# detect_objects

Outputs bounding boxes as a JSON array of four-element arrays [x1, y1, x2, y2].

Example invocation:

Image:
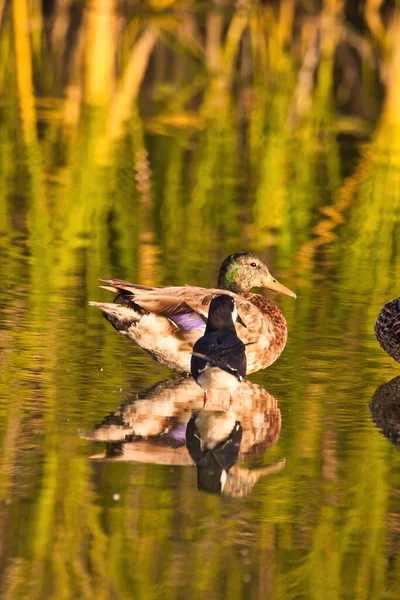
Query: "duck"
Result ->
[[89, 252, 296, 374], [191, 294, 246, 407], [374, 297, 400, 361]]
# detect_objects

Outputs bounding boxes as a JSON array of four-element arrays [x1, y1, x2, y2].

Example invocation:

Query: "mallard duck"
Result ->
[[374, 297, 400, 361], [191, 295, 246, 406], [89, 252, 296, 374]]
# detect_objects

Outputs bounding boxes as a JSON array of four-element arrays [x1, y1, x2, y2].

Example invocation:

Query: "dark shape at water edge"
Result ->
[[370, 376, 400, 448], [374, 297, 400, 362]]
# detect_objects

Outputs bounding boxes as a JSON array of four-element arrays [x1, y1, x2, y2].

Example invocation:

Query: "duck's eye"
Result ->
[[250, 262, 257, 268]]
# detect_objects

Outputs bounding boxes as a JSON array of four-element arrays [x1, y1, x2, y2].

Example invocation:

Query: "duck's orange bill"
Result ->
[[263, 273, 297, 298]]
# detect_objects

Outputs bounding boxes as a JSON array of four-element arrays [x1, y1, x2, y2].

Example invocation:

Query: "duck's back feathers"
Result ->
[[99, 279, 154, 292], [375, 297, 400, 362], [100, 279, 214, 322]]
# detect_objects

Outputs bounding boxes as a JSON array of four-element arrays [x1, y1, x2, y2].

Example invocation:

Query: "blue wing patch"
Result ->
[[167, 312, 206, 330]]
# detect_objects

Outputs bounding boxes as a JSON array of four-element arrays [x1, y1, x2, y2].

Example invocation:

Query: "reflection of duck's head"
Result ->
[[186, 410, 242, 495], [374, 298, 400, 362], [223, 459, 286, 498], [370, 376, 400, 448]]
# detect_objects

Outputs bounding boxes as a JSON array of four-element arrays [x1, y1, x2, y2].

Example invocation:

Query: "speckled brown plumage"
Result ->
[[240, 291, 288, 371], [374, 297, 400, 362]]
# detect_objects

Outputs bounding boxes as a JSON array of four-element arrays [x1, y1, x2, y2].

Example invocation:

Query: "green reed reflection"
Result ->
[[1, 1, 400, 599]]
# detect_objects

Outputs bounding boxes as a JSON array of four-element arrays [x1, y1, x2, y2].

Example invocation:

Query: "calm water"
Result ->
[[2, 2, 400, 599]]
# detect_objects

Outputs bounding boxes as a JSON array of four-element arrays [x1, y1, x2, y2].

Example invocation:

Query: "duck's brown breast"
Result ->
[[239, 293, 288, 373]]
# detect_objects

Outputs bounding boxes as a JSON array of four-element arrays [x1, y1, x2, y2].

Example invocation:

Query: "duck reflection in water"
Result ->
[[370, 376, 400, 447], [81, 376, 285, 497]]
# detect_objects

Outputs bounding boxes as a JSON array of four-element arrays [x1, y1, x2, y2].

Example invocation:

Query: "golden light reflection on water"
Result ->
[[1, 1, 400, 599]]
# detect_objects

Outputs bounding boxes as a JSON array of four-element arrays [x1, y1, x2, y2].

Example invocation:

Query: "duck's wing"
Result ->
[[96, 281, 274, 349], [97, 280, 261, 323], [99, 279, 155, 292], [98, 280, 236, 330]]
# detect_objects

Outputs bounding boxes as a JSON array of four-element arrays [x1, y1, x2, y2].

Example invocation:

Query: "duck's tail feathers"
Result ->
[[89, 301, 141, 333], [98, 278, 153, 294]]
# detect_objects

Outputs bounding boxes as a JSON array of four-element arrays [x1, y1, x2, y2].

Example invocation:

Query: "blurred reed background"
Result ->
[[2, 0, 400, 287], [2, 0, 400, 598]]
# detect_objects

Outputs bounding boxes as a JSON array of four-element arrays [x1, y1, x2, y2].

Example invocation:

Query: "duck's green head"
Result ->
[[217, 252, 296, 297]]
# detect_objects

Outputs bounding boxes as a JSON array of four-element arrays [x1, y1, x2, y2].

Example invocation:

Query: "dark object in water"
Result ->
[[370, 376, 400, 448]]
